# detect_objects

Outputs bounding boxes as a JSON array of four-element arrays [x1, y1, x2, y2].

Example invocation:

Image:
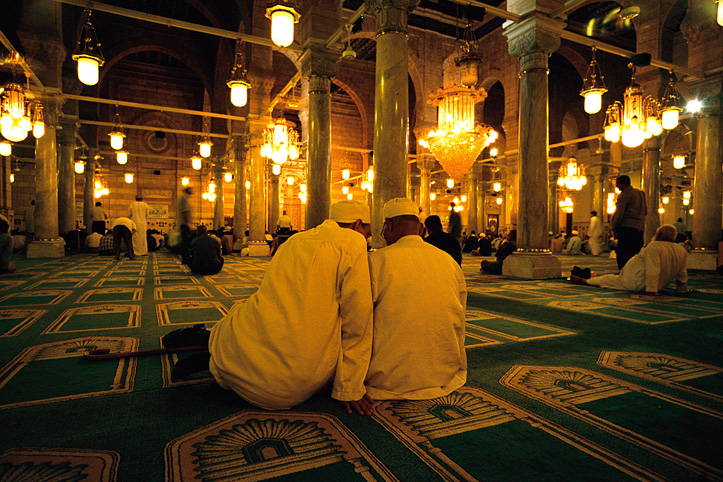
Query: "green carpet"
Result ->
[[0, 250, 722, 481]]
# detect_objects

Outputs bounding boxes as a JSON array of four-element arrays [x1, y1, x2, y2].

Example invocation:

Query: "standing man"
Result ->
[[366, 198, 467, 400], [176, 187, 194, 264], [447, 202, 463, 246], [111, 216, 136, 260], [128, 194, 149, 256], [588, 211, 603, 256], [277, 210, 292, 233], [673, 218, 687, 236], [91, 201, 108, 234], [611, 175, 647, 270]]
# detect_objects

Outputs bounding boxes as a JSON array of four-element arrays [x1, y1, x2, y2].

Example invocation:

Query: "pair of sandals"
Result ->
[[163, 324, 211, 381], [571, 266, 592, 279]]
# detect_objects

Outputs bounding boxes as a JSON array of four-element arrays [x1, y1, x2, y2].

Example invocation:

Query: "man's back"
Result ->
[[612, 186, 646, 231], [425, 230, 462, 265], [367, 235, 467, 399], [644, 240, 688, 292], [208, 219, 373, 409], [190, 234, 221, 265]]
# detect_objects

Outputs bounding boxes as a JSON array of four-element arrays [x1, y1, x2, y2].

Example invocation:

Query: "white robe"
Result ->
[[589, 216, 603, 256], [128, 201, 149, 256], [366, 235, 467, 400], [209, 220, 373, 409], [587, 240, 688, 292]]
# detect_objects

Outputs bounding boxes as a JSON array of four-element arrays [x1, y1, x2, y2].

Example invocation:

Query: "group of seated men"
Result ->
[[165, 198, 467, 414]]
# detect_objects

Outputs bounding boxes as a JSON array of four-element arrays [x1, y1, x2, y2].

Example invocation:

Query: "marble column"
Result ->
[[465, 170, 478, 234], [692, 111, 722, 250], [502, 17, 563, 278], [367, 0, 419, 248], [213, 162, 224, 230], [83, 156, 95, 234], [548, 164, 559, 234], [300, 47, 338, 229], [268, 170, 280, 232], [28, 96, 64, 257], [641, 137, 661, 243], [57, 118, 78, 235], [416, 154, 434, 218], [248, 121, 269, 256], [233, 135, 248, 239]]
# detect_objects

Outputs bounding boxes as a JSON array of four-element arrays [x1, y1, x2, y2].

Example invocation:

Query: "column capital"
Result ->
[[680, 12, 719, 48], [17, 32, 66, 89], [57, 117, 79, 146], [684, 75, 723, 113], [503, 16, 564, 59], [365, 0, 419, 35], [300, 45, 339, 82], [416, 153, 436, 171]]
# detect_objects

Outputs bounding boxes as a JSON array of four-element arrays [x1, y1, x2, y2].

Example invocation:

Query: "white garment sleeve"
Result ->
[[675, 250, 689, 293], [644, 245, 661, 293], [332, 246, 373, 402]]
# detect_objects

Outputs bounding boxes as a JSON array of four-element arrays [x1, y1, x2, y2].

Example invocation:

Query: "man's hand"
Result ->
[[339, 394, 375, 416]]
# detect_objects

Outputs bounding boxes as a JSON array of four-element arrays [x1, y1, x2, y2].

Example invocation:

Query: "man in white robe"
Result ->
[[128, 194, 149, 256], [207, 200, 374, 414], [588, 211, 603, 256], [571, 224, 690, 295], [366, 198, 467, 400]]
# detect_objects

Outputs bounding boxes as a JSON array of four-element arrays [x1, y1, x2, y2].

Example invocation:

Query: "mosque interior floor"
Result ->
[[1, 250, 722, 481]]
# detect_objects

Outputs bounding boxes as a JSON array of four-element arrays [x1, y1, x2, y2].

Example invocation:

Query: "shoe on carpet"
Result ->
[[163, 324, 211, 349], [571, 266, 592, 279], [172, 353, 210, 381]]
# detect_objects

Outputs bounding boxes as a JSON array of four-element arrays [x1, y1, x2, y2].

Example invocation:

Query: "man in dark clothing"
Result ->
[[480, 230, 516, 275], [447, 202, 463, 246], [462, 230, 479, 253], [189, 225, 224, 275], [424, 215, 462, 265], [611, 175, 647, 270]]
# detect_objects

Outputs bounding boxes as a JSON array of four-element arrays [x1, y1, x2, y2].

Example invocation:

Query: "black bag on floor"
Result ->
[[162, 324, 210, 349]]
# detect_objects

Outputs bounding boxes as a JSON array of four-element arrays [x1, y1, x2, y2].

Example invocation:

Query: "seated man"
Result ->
[[423, 215, 462, 265], [0, 218, 16, 274], [172, 200, 375, 415], [462, 230, 479, 253], [366, 198, 467, 400], [471, 232, 492, 256], [481, 230, 516, 275], [85, 231, 102, 252], [571, 224, 691, 295], [565, 230, 582, 255], [111, 217, 137, 260], [98, 229, 114, 256], [189, 225, 224, 275]]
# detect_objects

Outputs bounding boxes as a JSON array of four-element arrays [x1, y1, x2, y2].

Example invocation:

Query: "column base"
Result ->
[[27, 239, 65, 259], [247, 241, 269, 257], [687, 250, 718, 271], [502, 252, 561, 279]]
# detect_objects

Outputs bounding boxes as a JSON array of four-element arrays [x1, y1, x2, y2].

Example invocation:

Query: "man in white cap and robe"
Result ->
[[366, 197, 467, 400], [565, 230, 582, 255], [128, 194, 149, 256], [205, 200, 375, 414]]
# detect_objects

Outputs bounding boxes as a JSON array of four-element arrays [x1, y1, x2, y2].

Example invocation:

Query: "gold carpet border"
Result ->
[[0, 290, 72, 306], [93, 277, 145, 287], [164, 410, 399, 482], [0, 309, 46, 337], [25, 278, 89, 290], [154, 286, 213, 301], [373, 387, 668, 482], [501, 365, 723, 481], [465, 309, 576, 343], [0, 336, 138, 410], [155, 301, 229, 326], [74, 288, 144, 304], [598, 351, 723, 403], [0, 448, 119, 482], [42, 305, 141, 334]]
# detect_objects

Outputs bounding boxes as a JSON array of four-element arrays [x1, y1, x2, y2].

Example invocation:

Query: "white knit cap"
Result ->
[[383, 197, 419, 219], [572, 230, 579, 235], [330, 200, 371, 223]]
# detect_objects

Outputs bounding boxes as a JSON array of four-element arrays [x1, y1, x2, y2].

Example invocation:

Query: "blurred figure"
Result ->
[[588, 211, 603, 256], [128, 194, 149, 256]]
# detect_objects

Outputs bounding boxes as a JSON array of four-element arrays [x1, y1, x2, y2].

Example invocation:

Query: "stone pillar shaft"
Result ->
[[34, 123, 59, 240], [306, 75, 332, 229], [83, 159, 95, 234], [213, 164, 224, 230], [466, 173, 478, 234], [233, 141, 248, 239], [692, 112, 723, 249], [248, 136, 267, 250], [268, 173, 280, 231], [57, 119, 77, 234], [641, 142, 661, 243], [417, 155, 434, 218]]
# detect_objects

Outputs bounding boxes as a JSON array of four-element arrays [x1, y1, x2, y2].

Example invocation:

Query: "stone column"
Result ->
[[83, 155, 95, 235], [641, 137, 661, 243], [213, 162, 225, 230], [548, 163, 559, 234], [57, 117, 78, 235], [502, 16, 564, 278], [416, 154, 435, 218], [465, 170, 478, 234], [268, 168, 280, 232], [28, 95, 64, 258], [233, 135, 249, 239], [367, 0, 419, 248], [248, 121, 269, 256], [300, 47, 338, 229]]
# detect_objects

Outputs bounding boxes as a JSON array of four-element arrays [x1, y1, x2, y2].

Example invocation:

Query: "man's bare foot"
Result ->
[[570, 274, 588, 285]]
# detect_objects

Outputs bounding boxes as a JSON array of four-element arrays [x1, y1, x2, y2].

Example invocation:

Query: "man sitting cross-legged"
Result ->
[[169, 200, 375, 415], [570, 224, 693, 296], [366, 197, 467, 400]]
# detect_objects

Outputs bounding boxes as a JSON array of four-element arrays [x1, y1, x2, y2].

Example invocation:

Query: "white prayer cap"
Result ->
[[383, 197, 419, 219], [330, 200, 371, 224], [572, 230, 579, 235]]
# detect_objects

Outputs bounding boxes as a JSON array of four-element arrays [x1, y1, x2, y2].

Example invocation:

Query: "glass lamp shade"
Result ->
[[269, 9, 295, 47], [271, 163, 281, 175], [621, 121, 644, 148], [300, 184, 306, 193], [342, 186, 349, 194], [199, 140, 212, 158], [124, 173, 133, 184], [658, 207, 665, 214], [181, 177, 189, 186], [661, 108, 680, 130], [689, 209, 694, 215], [9, 173, 14, 183], [490, 147, 498, 157], [718, 0, 723, 27], [683, 191, 691, 199], [224, 172, 233, 182], [342, 169, 350, 180], [673, 155, 685, 169], [496, 197, 503, 205], [19, 116, 31, 132], [430, 193, 436, 201], [367, 168, 374, 182], [682, 198, 690, 206], [347, 193, 353, 200], [32, 121, 45, 139], [109, 131, 124, 150], [95, 181, 102, 189], [229, 82, 249, 107], [461, 195, 467, 202], [0, 140, 11, 156], [286, 176, 294, 185], [647, 116, 663, 137], [289, 145, 299, 160], [493, 182, 502, 192], [116, 151, 128, 165], [582, 89, 603, 114], [245, 181, 251, 189], [458, 61, 479, 87], [662, 196, 670, 204], [446, 179, 454, 188], [1, 120, 28, 143], [604, 123, 620, 143], [192, 156, 202, 170], [76, 56, 100, 86]]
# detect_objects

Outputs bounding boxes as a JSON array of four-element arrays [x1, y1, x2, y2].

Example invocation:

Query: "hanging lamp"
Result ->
[[660, 70, 682, 130], [72, 10, 105, 86], [108, 106, 125, 150], [198, 118, 213, 158], [580, 47, 607, 114], [227, 41, 251, 107], [454, 23, 483, 87], [265, 0, 300, 48]]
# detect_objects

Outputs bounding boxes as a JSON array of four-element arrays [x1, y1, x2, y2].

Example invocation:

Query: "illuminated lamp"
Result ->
[[461, 195, 467, 202], [493, 182, 501, 192], [342, 169, 350, 180], [191, 155, 202, 170], [287, 176, 294, 186], [687, 99, 702, 113], [673, 154, 685, 169], [300, 184, 306, 193], [72, 10, 104, 86], [74, 161, 85, 174], [446, 179, 454, 189], [342, 186, 349, 194], [660, 70, 682, 130], [108, 106, 125, 150], [454, 23, 482, 87], [227, 41, 251, 107], [0, 140, 11, 156], [265, 0, 300, 48], [580, 47, 607, 114], [658, 207, 665, 214], [347, 193, 353, 200], [224, 172, 233, 182], [124, 173, 133, 184], [271, 163, 281, 175], [10, 173, 14, 183], [31, 103, 45, 138], [116, 150, 128, 165], [430, 193, 436, 201], [245, 181, 251, 189], [683, 191, 691, 199], [662, 196, 669, 204], [496, 197, 503, 205], [181, 177, 189, 186]]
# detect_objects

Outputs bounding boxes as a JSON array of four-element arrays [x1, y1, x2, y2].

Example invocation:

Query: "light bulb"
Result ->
[[116, 151, 128, 165], [230, 83, 248, 107], [77, 56, 100, 86], [199, 141, 212, 158], [686, 99, 702, 113], [270, 10, 295, 47], [583, 90, 602, 114], [661, 108, 679, 130], [32, 122, 45, 139], [662, 196, 669, 204]]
